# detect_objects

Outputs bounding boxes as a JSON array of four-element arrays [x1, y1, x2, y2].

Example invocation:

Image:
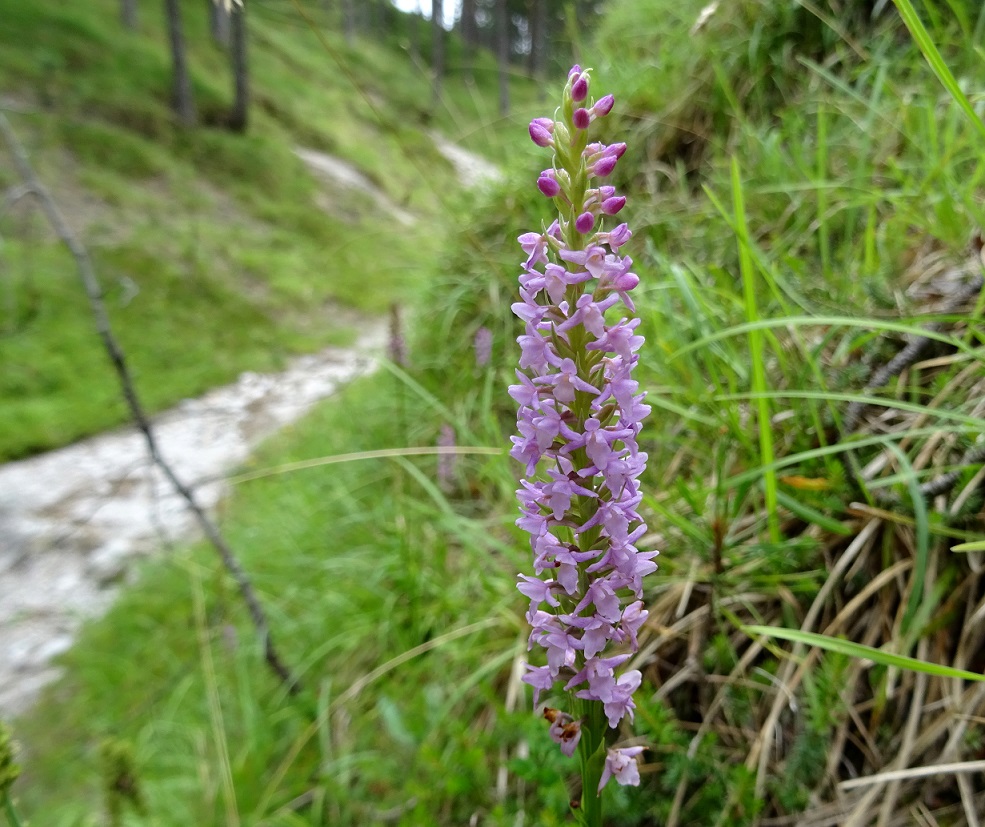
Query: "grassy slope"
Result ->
[[0, 0, 535, 460], [8, 1, 985, 826]]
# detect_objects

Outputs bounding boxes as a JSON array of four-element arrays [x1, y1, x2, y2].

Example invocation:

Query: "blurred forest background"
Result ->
[[1, 0, 985, 825]]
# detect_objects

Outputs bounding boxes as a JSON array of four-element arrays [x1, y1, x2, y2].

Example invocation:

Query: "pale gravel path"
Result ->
[[0, 323, 386, 716]]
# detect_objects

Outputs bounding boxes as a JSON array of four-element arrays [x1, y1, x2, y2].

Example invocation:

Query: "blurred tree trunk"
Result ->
[[163, 0, 196, 126], [496, 0, 509, 115], [228, 1, 248, 131], [341, 0, 356, 43], [431, 0, 444, 109], [209, 0, 230, 47], [121, 0, 138, 30], [528, 0, 546, 80], [461, 0, 476, 78], [409, 3, 420, 65]]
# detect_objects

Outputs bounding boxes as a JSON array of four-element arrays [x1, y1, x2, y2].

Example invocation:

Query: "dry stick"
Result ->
[[665, 638, 765, 827], [920, 441, 985, 500], [873, 548, 939, 827], [842, 261, 985, 501], [0, 112, 300, 695], [747, 518, 882, 798], [839, 760, 985, 792]]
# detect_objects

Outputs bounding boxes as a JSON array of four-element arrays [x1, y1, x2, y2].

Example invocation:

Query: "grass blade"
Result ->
[[731, 157, 780, 542], [952, 540, 985, 552], [893, 0, 985, 145], [744, 625, 985, 682]]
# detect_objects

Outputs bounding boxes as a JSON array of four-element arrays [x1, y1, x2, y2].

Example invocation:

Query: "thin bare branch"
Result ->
[[0, 111, 300, 695]]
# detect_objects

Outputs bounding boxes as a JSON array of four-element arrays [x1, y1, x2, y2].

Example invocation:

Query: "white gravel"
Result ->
[[0, 324, 385, 716]]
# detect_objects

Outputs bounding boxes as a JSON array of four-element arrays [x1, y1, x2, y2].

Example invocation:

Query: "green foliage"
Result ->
[[0, 0, 534, 460], [7, 0, 985, 824]]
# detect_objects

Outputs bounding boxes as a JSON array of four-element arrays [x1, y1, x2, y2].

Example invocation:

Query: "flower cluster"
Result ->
[[510, 66, 655, 791]]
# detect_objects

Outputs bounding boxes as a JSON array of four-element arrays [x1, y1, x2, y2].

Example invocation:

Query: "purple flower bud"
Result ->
[[601, 196, 626, 215], [609, 142, 627, 159], [538, 173, 561, 198], [575, 211, 595, 234], [529, 117, 555, 147], [573, 108, 591, 130], [592, 94, 615, 118], [474, 326, 492, 367], [593, 155, 618, 177], [568, 64, 582, 79], [571, 75, 589, 102]]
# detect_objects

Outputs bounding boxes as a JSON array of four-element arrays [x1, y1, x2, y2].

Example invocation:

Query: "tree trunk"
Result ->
[[496, 0, 510, 116], [461, 0, 476, 78], [209, 0, 230, 47], [163, 0, 196, 126], [430, 0, 444, 109], [228, 1, 248, 131], [409, 3, 420, 65], [341, 0, 356, 43], [528, 0, 546, 80], [121, 0, 138, 30]]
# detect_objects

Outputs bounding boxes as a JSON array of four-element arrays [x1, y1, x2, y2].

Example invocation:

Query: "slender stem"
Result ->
[[2, 792, 23, 827], [576, 698, 606, 826]]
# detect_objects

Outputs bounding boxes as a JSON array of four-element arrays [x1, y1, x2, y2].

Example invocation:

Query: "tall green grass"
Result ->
[[6, 0, 985, 825]]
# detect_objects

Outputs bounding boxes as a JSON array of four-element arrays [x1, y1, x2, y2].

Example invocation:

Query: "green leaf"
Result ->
[[952, 540, 985, 552], [892, 0, 985, 145], [731, 157, 780, 544], [744, 625, 985, 682]]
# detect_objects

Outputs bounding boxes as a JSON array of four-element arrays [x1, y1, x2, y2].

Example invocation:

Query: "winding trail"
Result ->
[[0, 136, 499, 717], [0, 324, 385, 715]]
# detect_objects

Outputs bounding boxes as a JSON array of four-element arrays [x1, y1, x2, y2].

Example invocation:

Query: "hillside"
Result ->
[[0, 0, 534, 460], [4, 1, 985, 826]]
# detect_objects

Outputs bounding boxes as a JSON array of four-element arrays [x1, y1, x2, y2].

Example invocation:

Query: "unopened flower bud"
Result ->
[[571, 75, 589, 102], [592, 94, 615, 118], [593, 155, 618, 177], [573, 108, 591, 130], [538, 173, 561, 197], [601, 195, 626, 215], [529, 117, 555, 147], [575, 211, 595, 234]]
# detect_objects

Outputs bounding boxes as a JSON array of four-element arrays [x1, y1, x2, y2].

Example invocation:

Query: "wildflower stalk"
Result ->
[[1, 794, 22, 827], [0, 723, 22, 827], [512, 66, 653, 825]]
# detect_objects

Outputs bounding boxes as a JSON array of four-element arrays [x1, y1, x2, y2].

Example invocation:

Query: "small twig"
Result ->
[[0, 184, 34, 220], [920, 441, 985, 501], [842, 265, 984, 437], [0, 111, 300, 695], [838, 759, 985, 791]]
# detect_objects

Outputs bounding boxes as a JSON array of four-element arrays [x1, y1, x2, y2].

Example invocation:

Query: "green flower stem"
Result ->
[[576, 698, 607, 826], [2, 792, 23, 827]]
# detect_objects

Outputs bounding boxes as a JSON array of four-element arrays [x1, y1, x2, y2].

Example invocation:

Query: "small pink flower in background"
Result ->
[[437, 424, 455, 491], [473, 326, 492, 368]]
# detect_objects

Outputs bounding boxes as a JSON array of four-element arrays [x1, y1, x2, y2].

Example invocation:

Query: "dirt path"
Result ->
[[0, 324, 385, 715], [0, 136, 499, 718]]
